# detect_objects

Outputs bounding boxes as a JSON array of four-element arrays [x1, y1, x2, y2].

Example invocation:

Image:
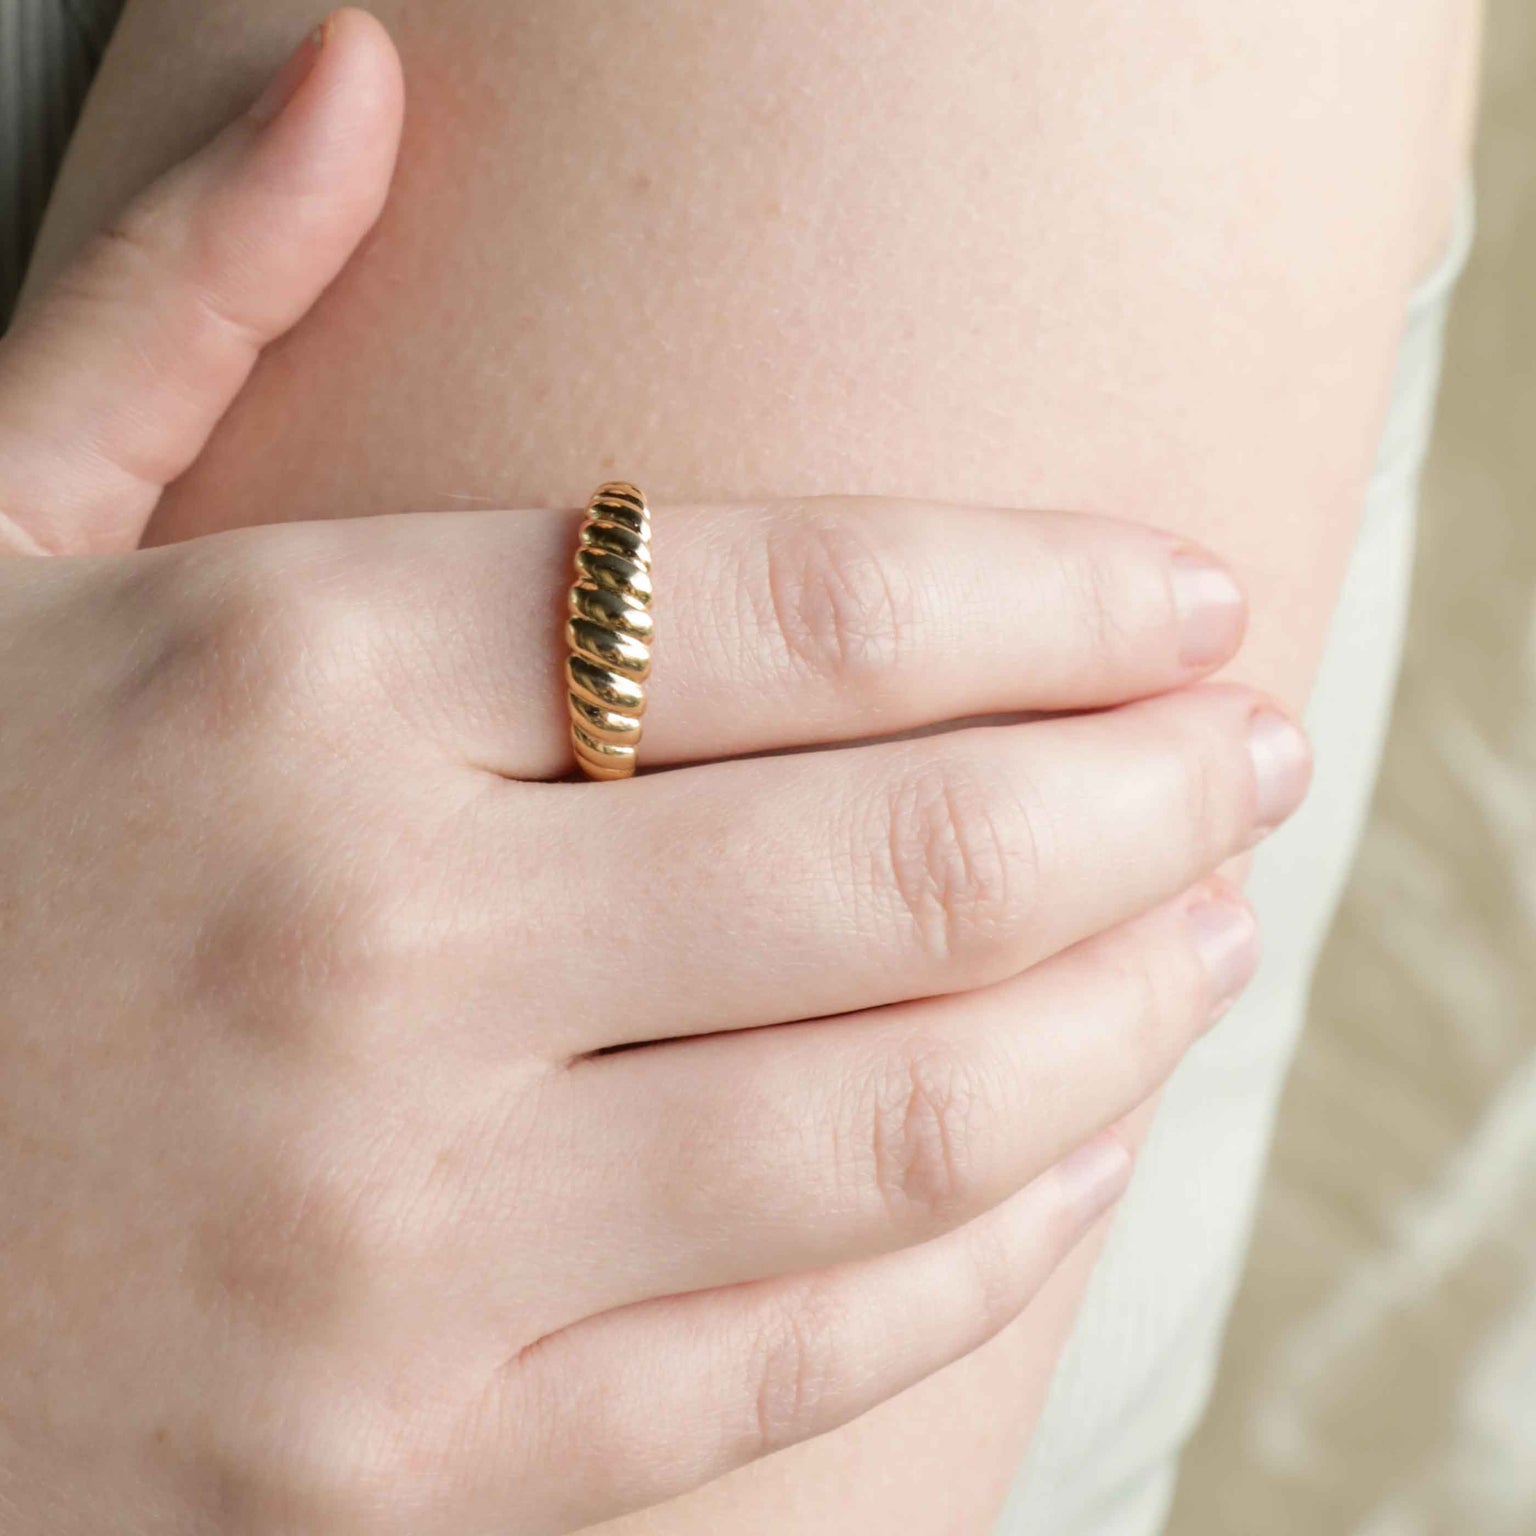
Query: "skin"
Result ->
[[15, 0, 1479, 1531], [0, 21, 1304, 1534]]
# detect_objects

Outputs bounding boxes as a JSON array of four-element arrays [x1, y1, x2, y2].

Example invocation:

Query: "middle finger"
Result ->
[[463, 681, 1308, 1053]]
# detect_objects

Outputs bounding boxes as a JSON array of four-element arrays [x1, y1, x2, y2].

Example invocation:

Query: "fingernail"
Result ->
[[1248, 708, 1311, 835], [1187, 895, 1260, 1020], [1054, 1135, 1133, 1227], [1172, 551, 1246, 669], [249, 19, 329, 128]]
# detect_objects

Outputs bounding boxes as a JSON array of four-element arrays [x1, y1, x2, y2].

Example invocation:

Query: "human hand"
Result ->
[[0, 13, 1309, 1535]]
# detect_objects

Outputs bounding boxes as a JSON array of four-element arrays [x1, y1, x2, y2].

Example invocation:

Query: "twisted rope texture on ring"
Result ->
[[566, 483, 653, 780]]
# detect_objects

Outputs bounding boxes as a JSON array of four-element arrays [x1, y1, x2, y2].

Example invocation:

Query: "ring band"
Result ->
[[566, 481, 653, 780]]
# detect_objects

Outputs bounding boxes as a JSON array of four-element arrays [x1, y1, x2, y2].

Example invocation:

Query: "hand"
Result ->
[[0, 12, 1309, 1535]]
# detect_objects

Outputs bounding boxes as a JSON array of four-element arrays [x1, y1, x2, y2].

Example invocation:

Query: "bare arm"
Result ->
[[27, 2, 1479, 1530]]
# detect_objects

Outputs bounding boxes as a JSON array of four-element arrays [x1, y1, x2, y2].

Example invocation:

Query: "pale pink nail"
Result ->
[[1187, 896, 1260, 1020], [249, 20, 328, 128], [1054, 1136, 1133, 1227], [1248, 709, 1311, 834], [1172, 551, 1246, 669]]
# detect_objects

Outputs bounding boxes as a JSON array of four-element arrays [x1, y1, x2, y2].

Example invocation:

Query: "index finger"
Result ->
[[338, 495, 1248, 778]]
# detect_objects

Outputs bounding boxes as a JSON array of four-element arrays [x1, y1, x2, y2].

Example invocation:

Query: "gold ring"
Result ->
[[566, 481, 653, 781]]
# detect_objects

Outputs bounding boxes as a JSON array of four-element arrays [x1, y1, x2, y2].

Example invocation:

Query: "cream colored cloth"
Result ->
[[997, 195, 1475, 1536]]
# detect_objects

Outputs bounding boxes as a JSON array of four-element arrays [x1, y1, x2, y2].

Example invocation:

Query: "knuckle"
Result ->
[[866, 1037, 989, 1224], [196, 1158, 452, 1532], [1060, 541, 1142, 671], [85, 186, 264, 338], [190, 830, 422, 1047], [55, 209, 268, 479], [1170, 711, 1238, 855], [956, 1207, 1032, 1332], [226, 556, 378, 716], [209, 1135, 416, 1344], [749, 1281, 849, 1459], [301, 860, 423, 1016], [217, 1383, 444, 1536], [63, 203, 169, 312], [167, 531, 384, 736], [757, 503, 920, 696], [1107, 925, 1205, 1085], [878, 755, 1037, 970]]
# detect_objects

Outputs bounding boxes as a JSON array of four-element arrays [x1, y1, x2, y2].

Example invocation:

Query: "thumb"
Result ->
[[0, 8, 404, 556]]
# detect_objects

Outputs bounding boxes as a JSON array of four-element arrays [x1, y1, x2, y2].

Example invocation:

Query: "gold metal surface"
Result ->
[[567, 482, 652, 780]]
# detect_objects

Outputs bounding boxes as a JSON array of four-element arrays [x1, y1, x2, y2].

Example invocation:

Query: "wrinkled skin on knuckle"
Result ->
[[1051, 534, 1176, 674], [756, 502, 921, 700], [877, 756, 1038, 973], [1060, 539, 1145, 673], [747, 1281, 849, 1461], [864, 1036, 989, 1226]]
